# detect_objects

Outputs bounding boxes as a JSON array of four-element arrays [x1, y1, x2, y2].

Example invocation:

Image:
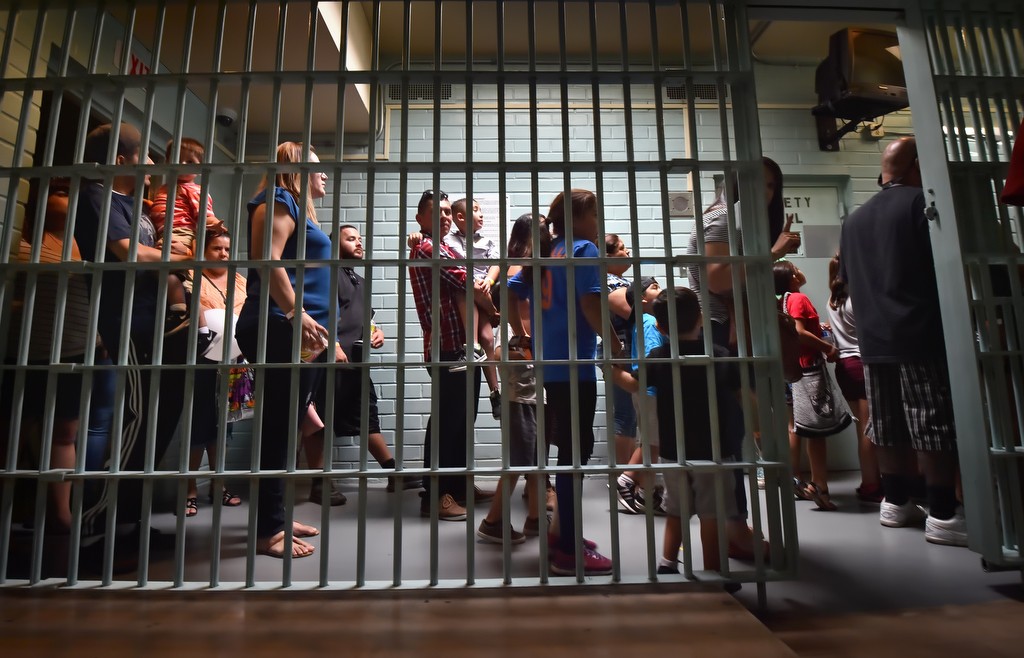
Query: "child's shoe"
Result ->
[[165, 303, 190, 336], [489, 388, 501, 420]]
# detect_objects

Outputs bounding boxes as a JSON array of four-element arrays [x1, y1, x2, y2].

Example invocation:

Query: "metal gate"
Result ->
[[0, 0, 796, 593], [897, 0, 1023, 572]]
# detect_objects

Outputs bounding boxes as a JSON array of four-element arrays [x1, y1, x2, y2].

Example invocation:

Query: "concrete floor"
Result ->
[[63, 471, 1021, 615]]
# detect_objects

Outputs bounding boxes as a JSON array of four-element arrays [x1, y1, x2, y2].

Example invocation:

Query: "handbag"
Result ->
[[222, 362, 255, 423], [782, 293, 850, 436], [1001, 117, 1024, 206], [790, 360, 853, 437]]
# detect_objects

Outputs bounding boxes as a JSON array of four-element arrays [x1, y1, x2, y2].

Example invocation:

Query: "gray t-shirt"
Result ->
[[826, 296, 859, 359], [443, 227, 500, 281], [686, 204, 739, 326]]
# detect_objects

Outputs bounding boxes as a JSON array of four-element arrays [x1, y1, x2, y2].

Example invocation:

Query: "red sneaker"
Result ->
[[549, 546, 613, 576], [856, 483, 884, 504], [547, 533, 598, 551], [728, 538, 770, 562]]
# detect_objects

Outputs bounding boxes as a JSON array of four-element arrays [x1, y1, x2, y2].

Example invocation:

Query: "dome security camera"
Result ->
[[216, 108, 238, 127]]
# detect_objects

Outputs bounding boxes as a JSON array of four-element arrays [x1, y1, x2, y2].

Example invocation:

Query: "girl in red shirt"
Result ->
[[775, 260, 841, 510]]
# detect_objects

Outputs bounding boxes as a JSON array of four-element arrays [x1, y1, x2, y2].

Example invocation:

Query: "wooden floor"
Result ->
[[0, 588, 796, 658], [769, 599, 1024, 658], [3, 588, 1024, 656]]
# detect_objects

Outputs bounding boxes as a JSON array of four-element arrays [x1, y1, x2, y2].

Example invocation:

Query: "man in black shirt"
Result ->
[[308, 225, 421, 503], [840, 137, 965, 547], [74, 123, 192, 557]]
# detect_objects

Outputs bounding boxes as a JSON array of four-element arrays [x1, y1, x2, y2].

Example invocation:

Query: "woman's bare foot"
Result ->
[[293, 521, 319, 537], [257, 531, 316, 558]]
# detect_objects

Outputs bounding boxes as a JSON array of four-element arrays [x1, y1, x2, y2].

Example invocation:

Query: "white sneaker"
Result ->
[[925, 508, 968, 546], [880, 500, 926, 528]]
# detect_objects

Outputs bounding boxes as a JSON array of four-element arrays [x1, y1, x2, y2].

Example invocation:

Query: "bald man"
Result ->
[[839, 137, 966, 547]]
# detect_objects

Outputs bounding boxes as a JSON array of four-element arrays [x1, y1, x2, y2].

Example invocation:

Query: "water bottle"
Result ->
[[301, 329, 329, 363]]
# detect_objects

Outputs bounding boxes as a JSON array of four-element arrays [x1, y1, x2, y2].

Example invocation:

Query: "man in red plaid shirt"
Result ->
[[410, 189, 493, 521]]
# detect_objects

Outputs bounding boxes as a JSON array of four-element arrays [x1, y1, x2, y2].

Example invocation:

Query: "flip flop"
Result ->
[[185, 497, 199, 517]]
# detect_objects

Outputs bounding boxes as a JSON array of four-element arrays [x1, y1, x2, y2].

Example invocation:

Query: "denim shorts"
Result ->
[[611, 382, 637, 437]]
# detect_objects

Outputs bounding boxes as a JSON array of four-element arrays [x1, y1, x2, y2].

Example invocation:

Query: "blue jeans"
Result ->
[[84, 354, 115, 472]]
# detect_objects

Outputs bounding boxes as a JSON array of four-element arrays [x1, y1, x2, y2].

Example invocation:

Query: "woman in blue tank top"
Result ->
[[235, 142, 343, 559]]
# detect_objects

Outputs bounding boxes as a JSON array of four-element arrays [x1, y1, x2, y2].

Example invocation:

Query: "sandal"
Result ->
[[185, 497, 199, 517], [803, 482, 838, 511], [793, 477, 812, 501], [222, 490, 242, 507]]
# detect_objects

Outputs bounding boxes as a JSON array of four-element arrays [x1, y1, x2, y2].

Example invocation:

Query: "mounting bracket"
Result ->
[[812, 105, 867, 152]]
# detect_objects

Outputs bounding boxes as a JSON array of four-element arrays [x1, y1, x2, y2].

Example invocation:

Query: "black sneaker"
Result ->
[[612, 476, 642, 514], [448, 350, 468, 372], [657, 564, 679, 575], [165, 304, 190, 336], [652, 485, 668, 516], [386, 475, 424, 493], [489, 389, 501, 420], [634, 487, 649, 514]]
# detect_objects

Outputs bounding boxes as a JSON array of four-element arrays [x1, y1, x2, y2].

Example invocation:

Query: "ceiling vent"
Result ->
[[665, 82, 724, 102], [387, 82, 453, 102]]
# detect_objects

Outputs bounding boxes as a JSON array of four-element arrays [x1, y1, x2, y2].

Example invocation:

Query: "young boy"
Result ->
[[150, 137, 223, 255], [150, 137, 223, 334], [612, 276, 667, 515], [612, 287, 744, 589], [444, 198, 502, 419]]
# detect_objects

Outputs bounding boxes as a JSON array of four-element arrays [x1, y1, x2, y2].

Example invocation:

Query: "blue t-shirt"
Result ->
[[73, 183, 159, 358], [632, 312, 667, 396], [508, 237, 603, 383], [238, 187, 337, 330]]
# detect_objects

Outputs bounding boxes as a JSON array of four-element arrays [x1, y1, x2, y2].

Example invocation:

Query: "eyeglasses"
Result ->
[[420, 189, 448, 202]]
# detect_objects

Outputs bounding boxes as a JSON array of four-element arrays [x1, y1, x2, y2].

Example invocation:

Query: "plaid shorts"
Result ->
[[863, 361, 957, 452]]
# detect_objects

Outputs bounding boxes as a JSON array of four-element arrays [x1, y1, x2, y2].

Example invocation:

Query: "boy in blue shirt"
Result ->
[[612, 276, 668, 514]]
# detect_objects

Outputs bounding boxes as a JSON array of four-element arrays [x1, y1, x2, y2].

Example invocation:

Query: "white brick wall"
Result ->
[[225, 71, 915, 475], [0, 9, 916, 476]]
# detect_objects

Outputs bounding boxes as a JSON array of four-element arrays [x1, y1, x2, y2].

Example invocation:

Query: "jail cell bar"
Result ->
[[0, 0, 796, 591], [900, 1, 1024, 570]]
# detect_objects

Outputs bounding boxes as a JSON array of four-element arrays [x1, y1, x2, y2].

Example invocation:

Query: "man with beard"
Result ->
[[308, 225, 422, 500]]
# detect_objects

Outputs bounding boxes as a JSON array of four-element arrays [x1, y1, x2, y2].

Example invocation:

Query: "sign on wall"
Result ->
[[451, 193, 512, 252], [781, 186, 844, 259]]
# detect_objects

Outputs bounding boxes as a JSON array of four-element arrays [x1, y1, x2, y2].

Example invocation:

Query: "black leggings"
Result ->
[[545, 381, 598, 553], [236, 315, 323, 539]]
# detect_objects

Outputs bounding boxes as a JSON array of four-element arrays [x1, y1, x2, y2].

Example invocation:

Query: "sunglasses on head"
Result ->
[[420, 189, 448, 202]]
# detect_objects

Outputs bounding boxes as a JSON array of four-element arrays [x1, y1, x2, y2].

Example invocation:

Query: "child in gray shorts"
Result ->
[[611, 286, 745, 580]]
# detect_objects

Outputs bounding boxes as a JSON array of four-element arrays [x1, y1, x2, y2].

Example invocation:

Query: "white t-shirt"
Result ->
[[827, 296, 860, 359]]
